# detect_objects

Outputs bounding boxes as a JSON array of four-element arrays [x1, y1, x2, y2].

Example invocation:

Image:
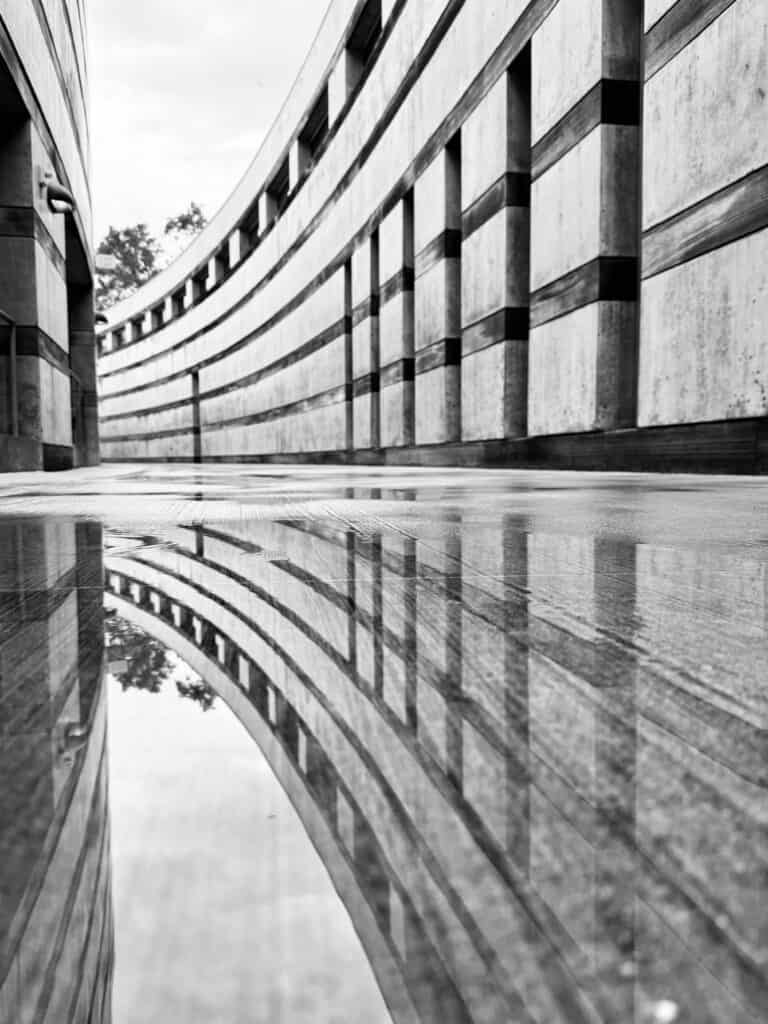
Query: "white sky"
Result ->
[[89, 1, 329, 243]]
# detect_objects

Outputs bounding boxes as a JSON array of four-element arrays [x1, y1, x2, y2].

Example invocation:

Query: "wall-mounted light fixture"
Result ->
[[39, 170, 76, 214]]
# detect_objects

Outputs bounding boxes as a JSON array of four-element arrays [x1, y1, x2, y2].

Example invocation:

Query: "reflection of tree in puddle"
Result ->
[[105, 613, 217, 711]]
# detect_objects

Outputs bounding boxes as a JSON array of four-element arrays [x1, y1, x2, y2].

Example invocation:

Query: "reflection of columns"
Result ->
[[591, 537, 638, 1021], [444, 522, 463, 792], [76, 522, 105, 714], [503, 516, 531, 875], [346, 531, 357, 671]]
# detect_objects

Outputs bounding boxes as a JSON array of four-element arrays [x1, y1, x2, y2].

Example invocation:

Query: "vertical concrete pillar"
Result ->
[[344, 259, 353, 451], [461, 52, 531, 440], [68, 284, 99, 466], [351, 232, 380, 449], [0, 119, 70, 467], [379, 194, 414, 447], [528, 0, 641, 435], [414, 138, 462, 445]]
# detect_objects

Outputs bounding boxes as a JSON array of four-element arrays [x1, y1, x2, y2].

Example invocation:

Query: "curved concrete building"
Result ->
[[97, 0, 768, 472], [0, 1, 98, 471]]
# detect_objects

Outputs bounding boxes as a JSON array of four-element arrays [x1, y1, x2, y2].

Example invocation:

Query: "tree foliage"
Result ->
[[95, 201, 208, 312]]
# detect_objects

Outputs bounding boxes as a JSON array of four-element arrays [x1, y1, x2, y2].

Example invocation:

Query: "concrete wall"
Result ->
[[0, 0, 97, 472], [97, 0, 768, 472]]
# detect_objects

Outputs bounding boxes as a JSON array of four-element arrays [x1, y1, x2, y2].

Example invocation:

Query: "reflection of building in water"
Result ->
[[105, 508, 768, 1024], [0, 521, 112, 1024]]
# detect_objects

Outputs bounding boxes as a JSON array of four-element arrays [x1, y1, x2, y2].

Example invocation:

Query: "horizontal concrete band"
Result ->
[[380, 357, 415, 387], [462, 307, 529, 356], [414, 337, 461, 374], [351, 295, 379, 326], [643, 162, 768, 279], [645, 0, 741, 81], [531, 79, 641, 182], [0, 8, 91, 261], [103, 417, 768, 475], [0, 204, 66, 274], [414, 229, 462, 278], [530, 256, 638, 328], [29, 0, 89, 188], [0, 325, 70, 376], [461, 172, 530, 242], [380, 267, 414, 305], [100, 0, 560, 377]]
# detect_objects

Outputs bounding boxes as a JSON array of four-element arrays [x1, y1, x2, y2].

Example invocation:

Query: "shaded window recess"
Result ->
[[131, 315, 144, 340], [348, 0, 382, 70], [268, 156, 291, 216], [112, 326, 125, 349], [299, 87, 329, 166], [240, 199, 260, 252], [214, 243, 230, 282], [150, 304, 164, 331], [171, 288, 185, 318], [192, 268, 208, 304]]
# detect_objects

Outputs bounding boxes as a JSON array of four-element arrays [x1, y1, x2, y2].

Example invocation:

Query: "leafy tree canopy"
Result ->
[[95, 201, 208, 312]]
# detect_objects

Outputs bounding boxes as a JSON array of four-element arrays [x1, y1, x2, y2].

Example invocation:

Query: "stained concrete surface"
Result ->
[[0, 464, 766, 1023]]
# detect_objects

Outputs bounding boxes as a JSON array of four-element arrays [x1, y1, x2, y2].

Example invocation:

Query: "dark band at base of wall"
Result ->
[[101, 417, 768, 475]]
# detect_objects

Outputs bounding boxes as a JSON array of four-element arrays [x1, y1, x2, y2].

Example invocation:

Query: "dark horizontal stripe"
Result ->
[[101, 426, 190, 445], [353, 372, 380, 397], [380, 267, 415, 305], [532, 79, 641, 181], [100, 395, 193, 424], [202, 316, 350, 403], [0, 205, 66, 275], [351, 294, 379, 327], [206, 382, 348, 432], [414, 229, 462, 278], [642, 163, 768, 280], [414, 337, 461, 375], [462, 172, 530, 241], [380, 357, 415, 387], [530, 257, 638, 328], [1, 326, 71, 376], [98, 0, 558, 395], [462, 307, 529, 357], [0, 18, 91, 275], [645, 0, 740, 81]]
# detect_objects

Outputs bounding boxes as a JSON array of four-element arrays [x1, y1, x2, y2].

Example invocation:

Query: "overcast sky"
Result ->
[[89, 2, 328, 242]]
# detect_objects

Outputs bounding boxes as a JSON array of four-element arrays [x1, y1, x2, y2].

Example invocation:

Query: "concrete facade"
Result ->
[[0, 1, 98, 472], [97, 0, 768, 472]]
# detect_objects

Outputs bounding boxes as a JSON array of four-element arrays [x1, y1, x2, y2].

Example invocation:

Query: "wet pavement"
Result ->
[[0, 464, 766, 1023]]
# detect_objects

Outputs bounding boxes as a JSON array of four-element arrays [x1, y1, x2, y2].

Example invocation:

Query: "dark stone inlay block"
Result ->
[[380, 358, 415, 386], [461, 173, 531, 242], [351, 295, 380, 327], [530, 257, 638, 328], [532, 79, 641, 181], [414, 230, 462, 279], [643, 162, 768, 280], [380, 267, 415, 305], [414, 337, 462, 375], [353, 372, 380, 397], [462, 307, 529, 357], [42, 443, 74, 471], [1, 326, 70, 376]]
